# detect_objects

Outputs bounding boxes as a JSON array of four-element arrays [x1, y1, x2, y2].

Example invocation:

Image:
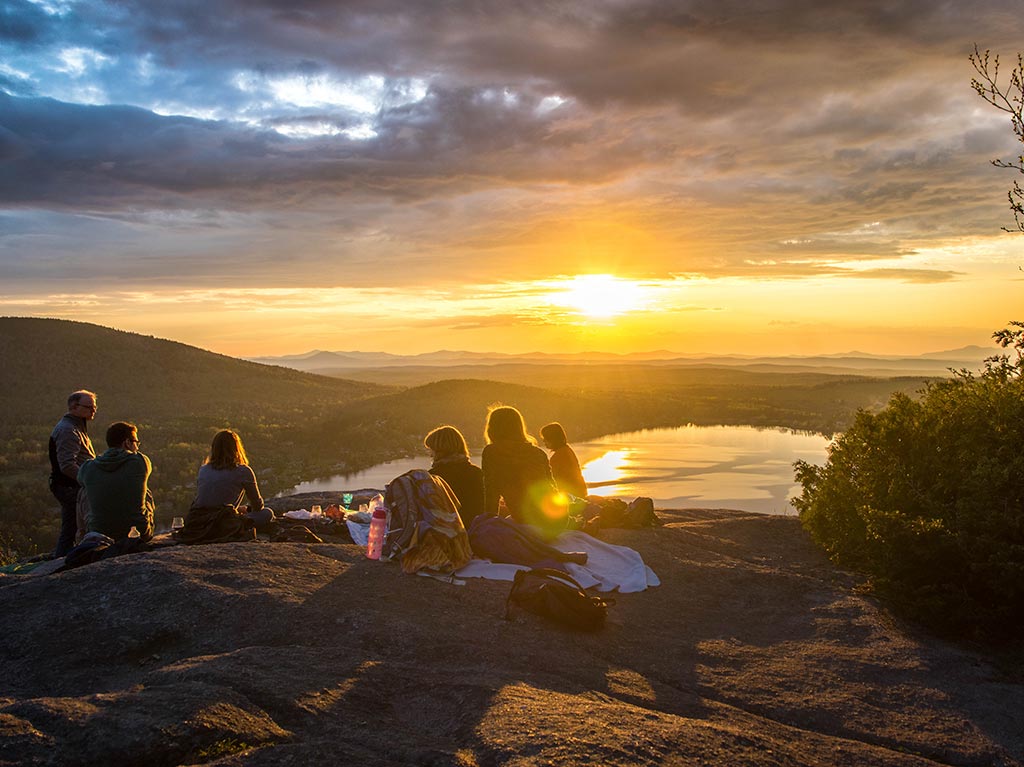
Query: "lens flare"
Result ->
[[541, 490, 570, 520]]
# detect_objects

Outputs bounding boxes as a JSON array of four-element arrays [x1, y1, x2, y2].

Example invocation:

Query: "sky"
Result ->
[[2, 0, 1024, 358]]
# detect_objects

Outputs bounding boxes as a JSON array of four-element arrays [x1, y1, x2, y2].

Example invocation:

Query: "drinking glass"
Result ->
[[342, 492, 354, 509], [171, 516, 185, 531], [311, 505, 322, 516]]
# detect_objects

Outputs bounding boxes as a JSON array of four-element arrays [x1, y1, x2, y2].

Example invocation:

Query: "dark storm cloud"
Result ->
[[0, 84, 666, 208], [0, 0, 55, 46]]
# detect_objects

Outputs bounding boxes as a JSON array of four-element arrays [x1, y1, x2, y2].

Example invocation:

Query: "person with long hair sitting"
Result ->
[[193, 429, 274, 531], [424, 425, 484, 527], [481, 405, 565, 534], [540, 421, 588, 500]]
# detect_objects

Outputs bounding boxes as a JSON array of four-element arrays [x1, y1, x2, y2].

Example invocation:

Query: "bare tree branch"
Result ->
[[970, 44, 1024, 232]]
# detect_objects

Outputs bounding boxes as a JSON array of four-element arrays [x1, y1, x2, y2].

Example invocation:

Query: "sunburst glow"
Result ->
[[552, 275, 648, 318]]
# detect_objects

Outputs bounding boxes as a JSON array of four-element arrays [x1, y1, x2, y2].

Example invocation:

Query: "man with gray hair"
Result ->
[[49, 390, 97, 556]]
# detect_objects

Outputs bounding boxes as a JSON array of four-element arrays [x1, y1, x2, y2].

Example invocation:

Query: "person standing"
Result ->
[[48, 389, 97, 556], [79, 421, 154, 541]]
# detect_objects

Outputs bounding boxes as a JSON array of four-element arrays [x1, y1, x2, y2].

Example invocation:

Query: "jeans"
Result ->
[[50, 481, 79, 557], [246, 506, 276, 532]]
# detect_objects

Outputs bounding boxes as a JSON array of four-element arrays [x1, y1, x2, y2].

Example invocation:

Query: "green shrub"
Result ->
[[794, 323, 1024, 636]]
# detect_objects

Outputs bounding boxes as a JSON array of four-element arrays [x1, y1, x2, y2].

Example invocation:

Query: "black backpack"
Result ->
[[505, 567, 613, 631]]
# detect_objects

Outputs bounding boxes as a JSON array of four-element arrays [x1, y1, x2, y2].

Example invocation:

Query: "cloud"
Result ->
[[2, 0, 1024, 299], [838, 267, 962, 283]]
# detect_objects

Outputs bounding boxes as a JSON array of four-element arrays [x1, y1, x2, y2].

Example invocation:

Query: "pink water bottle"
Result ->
[[366, 507, 387, 560]]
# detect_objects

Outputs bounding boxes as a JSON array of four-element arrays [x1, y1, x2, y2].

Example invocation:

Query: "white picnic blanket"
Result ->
[[455, 530, 659, 593]]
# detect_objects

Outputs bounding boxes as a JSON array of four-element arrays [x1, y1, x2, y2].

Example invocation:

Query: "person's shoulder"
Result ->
[[451, 459, 483, 477], [236, 464, 257, 479]]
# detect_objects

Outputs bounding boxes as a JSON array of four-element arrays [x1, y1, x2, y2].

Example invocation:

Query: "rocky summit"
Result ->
[[1, 509, 1021, 767]]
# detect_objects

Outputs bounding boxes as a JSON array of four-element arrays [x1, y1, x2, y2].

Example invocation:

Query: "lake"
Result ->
[[282, 424, 831, 515]]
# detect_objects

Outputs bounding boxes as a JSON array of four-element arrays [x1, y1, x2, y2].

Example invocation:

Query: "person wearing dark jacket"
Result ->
[[424, 425, 484, 527], [78, 421, 154, 542], [48, 390, 97, 556], [481, 406, 564, 535]]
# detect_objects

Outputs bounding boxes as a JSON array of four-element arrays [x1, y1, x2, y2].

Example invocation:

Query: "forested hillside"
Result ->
[[1, 318, 932, 559], [0, 318, 384, 557]]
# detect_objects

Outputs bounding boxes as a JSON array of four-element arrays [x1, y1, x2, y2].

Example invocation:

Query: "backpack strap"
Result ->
[[526, 567, 617, 609], [504, 568, 528, 621], [523, 566, 589, 592]]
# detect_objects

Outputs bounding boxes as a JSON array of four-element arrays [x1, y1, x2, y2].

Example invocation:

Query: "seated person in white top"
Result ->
[[192, 429, 274, 530]]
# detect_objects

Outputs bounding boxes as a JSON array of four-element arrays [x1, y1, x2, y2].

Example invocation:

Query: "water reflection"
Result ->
[[281, 424, 830, 515], [581, 450, 629, 486], [573, 425, 829, 514]]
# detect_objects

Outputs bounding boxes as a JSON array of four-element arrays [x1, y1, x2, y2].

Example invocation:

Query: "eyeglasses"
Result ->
[[127, 438, 141, 447]]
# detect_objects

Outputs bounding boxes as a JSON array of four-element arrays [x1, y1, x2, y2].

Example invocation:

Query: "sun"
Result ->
[[553, 274, 647, 318]]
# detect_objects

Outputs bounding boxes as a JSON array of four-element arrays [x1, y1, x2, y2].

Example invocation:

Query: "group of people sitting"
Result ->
[[48, 389, 271, 554], [49, 390, 588, 556], [425, 406, 587, 535]]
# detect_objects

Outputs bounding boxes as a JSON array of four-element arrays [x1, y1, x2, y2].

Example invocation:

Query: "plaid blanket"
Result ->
[[382, 470, 472, 574]]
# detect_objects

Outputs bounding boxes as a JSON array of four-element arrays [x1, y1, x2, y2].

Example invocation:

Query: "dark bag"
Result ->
[[174, 504, 255, 545], [625, 497, 661, 528], [59, 534, 151, 571], [60, 534, 115, 570], [505, 567, 613, 631]]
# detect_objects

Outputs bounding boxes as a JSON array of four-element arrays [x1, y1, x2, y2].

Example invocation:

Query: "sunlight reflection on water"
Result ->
[[573, 425, 830, 514], [282, 424, 831, 515]]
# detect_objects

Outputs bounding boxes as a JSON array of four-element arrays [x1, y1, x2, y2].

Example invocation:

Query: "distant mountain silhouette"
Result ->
[[917, 345, 999, 360], [250, 345, 999, 378]]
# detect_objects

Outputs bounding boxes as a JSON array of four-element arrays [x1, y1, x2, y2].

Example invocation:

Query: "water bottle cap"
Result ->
[[372, 507, 387, 519]]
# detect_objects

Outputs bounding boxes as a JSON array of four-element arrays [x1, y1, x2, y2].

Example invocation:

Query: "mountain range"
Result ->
[[249, 345, 999, 378]]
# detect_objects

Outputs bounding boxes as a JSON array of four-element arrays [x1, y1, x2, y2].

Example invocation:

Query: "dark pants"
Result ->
[[50, 481, 79, 557], [246, 507, 276, 532]]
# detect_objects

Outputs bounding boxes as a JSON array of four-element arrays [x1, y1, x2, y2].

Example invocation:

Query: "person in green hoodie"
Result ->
[[78, 421, 155, 542]]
